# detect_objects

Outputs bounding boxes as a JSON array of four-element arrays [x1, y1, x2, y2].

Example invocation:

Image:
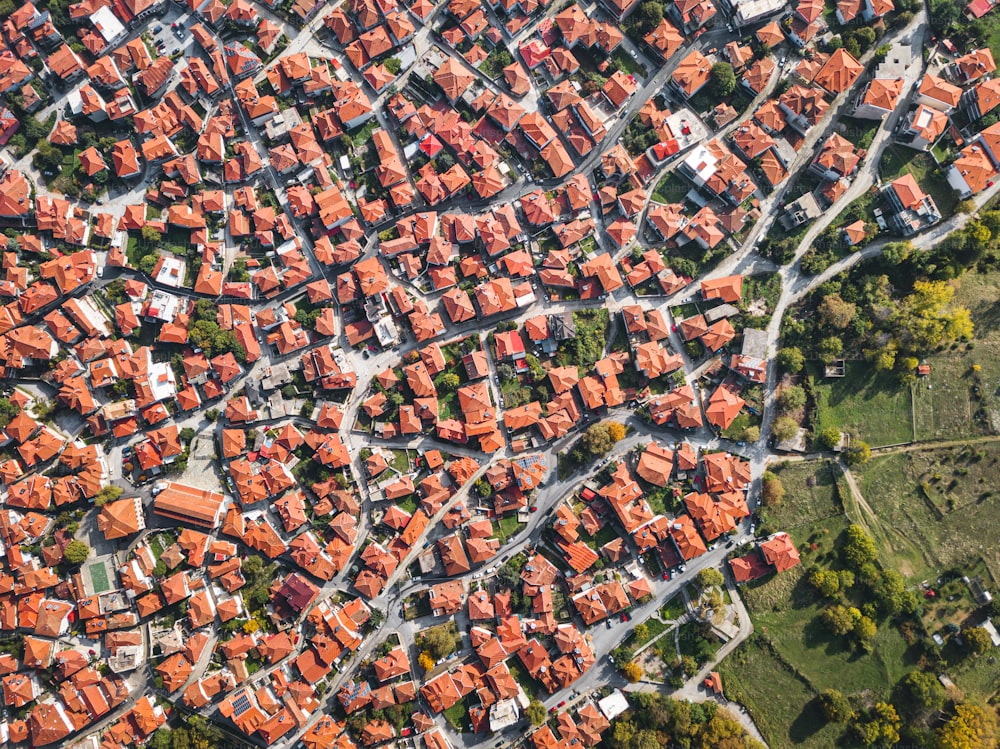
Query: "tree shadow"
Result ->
[[789, 697, 828, 744]]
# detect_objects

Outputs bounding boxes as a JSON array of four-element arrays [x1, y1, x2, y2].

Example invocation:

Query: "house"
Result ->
[[854, 78, 904, 120], [916, 73, 962, 113], [809, 133, 860, 182], [884, 173, 941, 235], [670, 50, 711, 100], [900, 105, 949, 151], [954, 48, 996, 83]]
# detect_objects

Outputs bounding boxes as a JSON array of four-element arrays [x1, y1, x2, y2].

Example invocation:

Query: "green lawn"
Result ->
[[810, 363, 914, 447], [837, 116, 878, 149], [651, 170, 691, 205], [507, 659, 540, 699], [397, 495, 419, 514], [879, 145, 957, 218], [660, 594, 686, 621], [632, 616, 671, 647], [610, 48, 647, 79], [443, 697, 469, 730], [497, 514, 523, 542], [390, 450, 410, 473]]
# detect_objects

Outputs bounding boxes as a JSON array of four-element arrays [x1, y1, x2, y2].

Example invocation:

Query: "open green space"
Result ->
[[507, 659, 540, 699], [853, 443, 1000, 582], [762, 460, 844, 533], [719, 636, 842, 749], [810, 363, 914, 447], [911, 270, 1000, 440], [496, 514, 523, 542], [731, 511, 914, 747], [396, 495, 419, 514]]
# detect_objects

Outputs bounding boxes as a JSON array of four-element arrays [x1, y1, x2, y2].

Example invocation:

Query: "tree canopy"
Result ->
[[63, 540, 90, 565], [709, 62, 736, 97]]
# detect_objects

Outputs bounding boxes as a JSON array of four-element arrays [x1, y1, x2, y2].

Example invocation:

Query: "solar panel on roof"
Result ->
[[231, 693, 252, 717]]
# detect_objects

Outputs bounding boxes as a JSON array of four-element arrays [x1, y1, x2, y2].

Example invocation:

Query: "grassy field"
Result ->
[[853, 443, 1000, 581], [762, 460, 844, 533], [810, 363, 914, 446], [719, 636, 842, 749], [728, 484, 911, 748], [879, 145, 958, 217], [912, 270, 1000, 440]]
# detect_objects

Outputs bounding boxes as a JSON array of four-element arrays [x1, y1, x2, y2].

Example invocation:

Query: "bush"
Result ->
[[815, 427, 841, 451], [819, 689, 854, 723], [845, 440, 871, 466]]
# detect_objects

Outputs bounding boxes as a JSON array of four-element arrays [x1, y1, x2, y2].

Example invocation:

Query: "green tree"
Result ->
[[709, 62, 736, 97], [845, 440, 871, 466], [437, 372, 460, 392], [622, 661, 643, 683], [141, 225, 162, 244], [854, 615, 877, 652], [419, 625, 457, 659], [818, 294, 857, 329], [742, 425, 761, 442], [632, 0, 663, 33], [583, 422, 615, 456], [815, 427, 842, 451], [0, 397, 20, 428], [818, 336, 844, 364], [35, 142, 63, 174], [819, 689, 854, 723], [899, 670, 946, 714], [496, 363, 516, 383], [843, 524, 877, 568], [852, 702, 901, 746], [139, 252, 160, 275], [936, 703, 998, 749], [772, 416, 799, 442], [526, 699, 547, 726], [149, 729, 172, 749], [525, 354, 546, 383], [777, 346, 805, 373], [697, 568, 724, 589], [93, 485, 124, 507], [965, 627, 992, 655], [63, 540, 90, 565], [824, 604, 862, 636], [762, 471, 784, 506], [809, 569, 841, 598], [777, 385, 806, 413], [384, 57, 402, 74]]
